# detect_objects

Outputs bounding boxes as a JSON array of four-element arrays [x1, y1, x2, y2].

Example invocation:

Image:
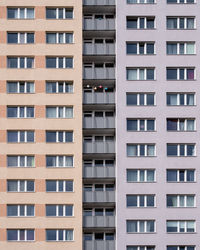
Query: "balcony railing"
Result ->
[[83, 0, 115, 5], [83, 141, 115, 154], [83, 90, 115, 104], [84, 215, 115, 227], [84, 16, 115, 30], [84, 165, 115, 178], [83, 64, 115, 79], [83, 42, 115, 55], [83, 115, 115, 129], [84, 190, 115, 202], [84, 240, 115, 250]]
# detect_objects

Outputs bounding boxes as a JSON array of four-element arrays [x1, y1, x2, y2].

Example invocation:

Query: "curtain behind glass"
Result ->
[[186, 43, 194, 54], [127, 221, 137, 232], [127, 145, 137, 156], [127, 69, 137, 80], [65, 107, 73, 118], [127, 170, 137, 182], [167, 44, 177, 54], [46, 108, 56, 118]]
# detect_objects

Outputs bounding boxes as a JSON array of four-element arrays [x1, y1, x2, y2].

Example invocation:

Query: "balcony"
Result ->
[[84, 239, 115, 250], [84, 165, 115, 178], [83, 111, 115, 129], [83, 15, 115, 30], [83, 190, 115, 203], [83, 87, 115, 104], [83, 0, 115, 5], [83, 63, 115, 80], [83, 39, 115, 55], [83, 136, 115, 154], [84, 215, 115, 227]]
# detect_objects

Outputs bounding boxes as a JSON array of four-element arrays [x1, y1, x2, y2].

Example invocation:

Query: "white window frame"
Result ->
[[167, 169, 195, 182], [167, 195, 195, 207], [7, 229, 35, 241], [127, 68, 155, 80], [7, 155, 35, 167], [46, 57, 73, 69], [46, 106, 73, 118], [127, 220, 156, 233], [130, 17, 155, 29], [127, 42, 155, 55], [167, 221, 196, 233], [127, 0, 156, 3], [7, 131, 34, 143], [167, 17, 195, 29], [8, 57, 34, 69], [167, 68, 195, 80], [8, 32, 34, 44], [127, 118, 156, 131], [7, 81, 35, 93], [46, 8, 74, 19], [127, 195, 155, 207], [7, 180, 35, 192], [167, 118, 195, 131], [46, 131, 73, 143], [127, 169, 156, 182], [167, 0, 195, 3], [46, 180, 74, 192], [7, 204, 35, 217], [46, 205, 74, 217], [167, 247, 195, 250], [127, 247, 155, 250], [167, 42, 195, 55], [127, 144, 156, 157], [167, 144, 196, 156], [7, 8, 35, 19], [7, 106, 34, 118], [46, 81, 73, 93], [167, 93, 195, 106], [46, 32, 73, 44], [46, 229, 74, 241], [46, 155, 74, 168]]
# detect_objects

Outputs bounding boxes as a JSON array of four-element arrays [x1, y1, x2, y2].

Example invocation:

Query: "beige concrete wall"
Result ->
[[0, 0, 82, 249]]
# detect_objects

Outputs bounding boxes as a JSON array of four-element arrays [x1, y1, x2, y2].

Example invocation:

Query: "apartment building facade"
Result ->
[[117, 0, 199, 250], [0, 0, 82, 249]]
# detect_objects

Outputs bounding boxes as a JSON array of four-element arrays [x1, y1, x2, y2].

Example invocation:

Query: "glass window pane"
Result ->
[[46, 205, 56, 216], [167, 145, 177, 156], [46, 58, 56, 68], [7, 229, 18, 241], [46, 8, 56, 19], [46, 230, 56, 241], [7, 205, 18, 216], [127, 43, 137, 54], [46, 181, 56, 191], [27, 230, 34, 241]]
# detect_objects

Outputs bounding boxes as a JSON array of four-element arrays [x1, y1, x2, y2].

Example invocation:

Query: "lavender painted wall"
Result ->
[[116, 1, 200, 249]]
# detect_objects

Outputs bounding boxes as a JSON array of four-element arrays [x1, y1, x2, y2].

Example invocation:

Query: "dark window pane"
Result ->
[[8, 131, 18, 142], [167, 145, 177, 156], [127, 120, 137, 131], [46, 230, 56, 241], [167, 119, 178, 130], [167, 170, 177, 181], [46, 205, 56, 216], [147, 44, 154, 54], [7, 205, 18, 216], [8, 33, 18, 43], [46, 8, 56, 19], [46, 181, 56, 191], [7, 230, 18, 241], [27, 33, 34, 43], [127, 43, 137, 54], [46, 58, 56, 68], [167, 69, 177, 80], [127, 94, 137, 105], [46, 132, 56, 142], [147, 94, 154, 105], [147, 69, 154, 80]]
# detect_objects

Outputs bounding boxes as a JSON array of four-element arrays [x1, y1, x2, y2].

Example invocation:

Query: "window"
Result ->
[[7, 229, 34, 241], [127, 220, 155, 233], [127, 93, 155, 106], [167, 221, 195, 233], [7, 8, 34, 19], [46, 155, 73, 168], [46, 205, 73, 217], [7, 180, 34, 192], [127, 144, 156, 157], [167, 118, 195, 131], [167, 0, 194, 3], [167, 17, 195, 29], [46, 8, 73, 19], [127, 17, 155, 29], [46, 106, 73, 118], [46, 229, 73, 241], [46, 180, 73, 192], [7, 57, 34, 68], [7, 81, 34, 93], [167, 169, 195, 182], [46, 32, 73, 44], [127, 247, 155, 250], [46, 131, 73, 143], [127, 119, 155, 131], [166, 68, 195, 80], [127, 0, 155, 3], [167, 144, 195, 156], [167, 246, 195, 250], [127, 42, 155, 55], [7, 32, 34, 44], [7, 106, 34, 118], [7, 205, 34, 217], [84, 233, 114, 241], [127, 195, 155, 207], [46, 81, 73, 93], [46, 57, 73, 68], [127, 68, 155, 80], [167, 42, 195, 55], [7, 131, 34, 143], [7, 156, 35, 167], [167, 195, 195, 207], [167, 93, 195, 106], [127, 169, 155, 182]]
